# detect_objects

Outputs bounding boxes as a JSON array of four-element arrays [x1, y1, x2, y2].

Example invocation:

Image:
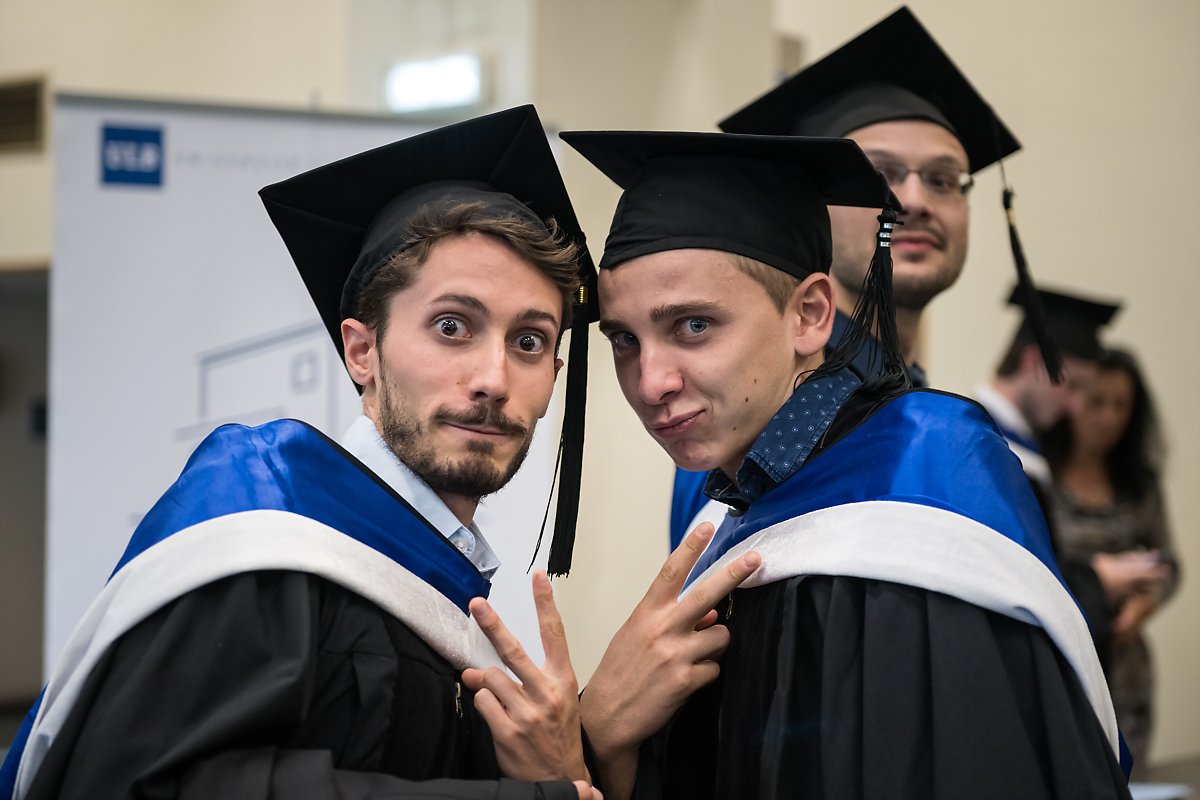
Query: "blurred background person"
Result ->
[[1043, 347, 1181, 773]]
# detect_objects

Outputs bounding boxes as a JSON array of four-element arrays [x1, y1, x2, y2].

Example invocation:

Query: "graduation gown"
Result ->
[[2, 420, 574, 800], [643, 391, 1130, 799]]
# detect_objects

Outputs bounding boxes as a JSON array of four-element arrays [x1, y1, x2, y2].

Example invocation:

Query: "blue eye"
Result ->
[[680, 317, 709, 336], [609, 331, 638, 351]]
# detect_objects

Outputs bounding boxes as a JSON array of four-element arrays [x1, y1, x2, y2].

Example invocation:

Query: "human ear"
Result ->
[[341, 318, 377, 391], [790, 273, 835, 359]]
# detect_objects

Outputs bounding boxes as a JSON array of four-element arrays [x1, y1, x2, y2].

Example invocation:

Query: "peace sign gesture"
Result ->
[[462, 571, 599, 799]]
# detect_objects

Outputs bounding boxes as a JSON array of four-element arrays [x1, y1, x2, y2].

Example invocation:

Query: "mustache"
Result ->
[[434, 405, 528, 437]]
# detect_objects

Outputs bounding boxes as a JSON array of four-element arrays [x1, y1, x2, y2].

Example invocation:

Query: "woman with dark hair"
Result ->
[[1044, 347, 1181, 770]]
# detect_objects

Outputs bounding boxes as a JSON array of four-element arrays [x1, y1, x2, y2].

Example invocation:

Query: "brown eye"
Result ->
[[516, 332, 546, 353], [437, 317, 467, 337]]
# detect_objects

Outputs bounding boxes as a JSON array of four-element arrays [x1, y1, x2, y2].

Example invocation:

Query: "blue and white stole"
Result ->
[[680, 390, 1120, 762], [1, 419, 501, 800], [670, 468, 711, 549]]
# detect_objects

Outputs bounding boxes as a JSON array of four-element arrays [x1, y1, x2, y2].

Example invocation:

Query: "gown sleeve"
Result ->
[[25, 571, 577, 800]]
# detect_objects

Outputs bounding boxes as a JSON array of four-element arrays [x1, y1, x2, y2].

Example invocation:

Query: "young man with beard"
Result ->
[[1, 106, 604, 800], [559, 129, 1129, 798], [671, 6, 1023, 546]]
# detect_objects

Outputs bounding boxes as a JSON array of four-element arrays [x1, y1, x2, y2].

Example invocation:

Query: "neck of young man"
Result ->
[[835, 282, 921, 365], [439, 493, 480, 529]]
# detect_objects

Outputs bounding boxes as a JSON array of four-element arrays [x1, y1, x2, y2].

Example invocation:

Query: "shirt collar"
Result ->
[[340, 415, 500, 579], [705, 367, 861, 512], [973, 382, 1037, 443]]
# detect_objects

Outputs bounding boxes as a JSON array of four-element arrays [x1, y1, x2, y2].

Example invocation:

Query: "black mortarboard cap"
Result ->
[[559, 131, 896, 278], [1007, 286, 1120, 362], [260, 105, 597, 577], [718, 6, 1019, 174]]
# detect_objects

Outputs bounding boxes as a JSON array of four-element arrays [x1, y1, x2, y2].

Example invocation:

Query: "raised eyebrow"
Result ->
[[863, 148, 966, 170], [649, 301, 722, 323], [518, 308, 561, 329], [431, 293, 489, 317]]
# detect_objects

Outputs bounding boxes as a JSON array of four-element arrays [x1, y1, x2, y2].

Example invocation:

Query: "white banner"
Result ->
[[48, 94, 559, 674]]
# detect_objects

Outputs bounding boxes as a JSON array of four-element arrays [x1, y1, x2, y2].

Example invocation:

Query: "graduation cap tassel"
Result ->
[[1001, 185, 1064, 383], [987, 100, 1063, 385], [822, 207, 911, 393], [530, 285, 590, 578]]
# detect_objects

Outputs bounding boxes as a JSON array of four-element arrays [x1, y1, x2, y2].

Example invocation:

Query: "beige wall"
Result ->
[[1, 0, 1195, 765], [0, 0, 353, 268]]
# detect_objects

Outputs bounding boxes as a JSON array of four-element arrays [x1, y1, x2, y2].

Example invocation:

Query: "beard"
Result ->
[[888, 255, 962, 310], [376, 367, 534, 501]]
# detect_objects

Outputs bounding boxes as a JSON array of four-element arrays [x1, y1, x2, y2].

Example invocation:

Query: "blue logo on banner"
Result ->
[[101, 125, 164, 187]]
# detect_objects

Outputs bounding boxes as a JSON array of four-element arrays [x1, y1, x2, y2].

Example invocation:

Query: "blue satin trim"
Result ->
[[685, 390, 1065, 589], [670, 468, 711, 549], [114, 418, 490, 610]]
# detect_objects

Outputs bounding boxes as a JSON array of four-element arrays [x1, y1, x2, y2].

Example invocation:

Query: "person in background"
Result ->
[[974, 285, 1166, 680], [975, 286, 1121, 488], [1043, 348, 1180, 771], [673, 6, 1028, 548]]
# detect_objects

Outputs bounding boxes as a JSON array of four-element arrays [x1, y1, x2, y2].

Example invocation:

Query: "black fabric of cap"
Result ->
[[718, 6, 1019, 174], [559, 131, 895, 277], [1007, 286, 1121, 361]]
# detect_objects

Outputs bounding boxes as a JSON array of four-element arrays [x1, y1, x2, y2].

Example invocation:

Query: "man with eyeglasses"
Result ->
[[719, 6, 1008, 388], [671, 6, 1024, 547]]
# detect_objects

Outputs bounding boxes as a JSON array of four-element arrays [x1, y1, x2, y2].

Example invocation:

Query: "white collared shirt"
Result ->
[[340, 415, 501, 579], [972, 383, 1053, 487]]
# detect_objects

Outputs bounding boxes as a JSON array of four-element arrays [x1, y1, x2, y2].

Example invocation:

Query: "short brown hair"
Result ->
[[730, 253, 800, 313], [352, 199, 582, 341]]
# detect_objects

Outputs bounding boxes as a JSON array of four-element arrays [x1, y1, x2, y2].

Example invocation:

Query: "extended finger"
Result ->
[[644, 522, 716, 604], [470, 597, 540, 685], [678, 549, 762, 624], [531, 571, 574, 675]]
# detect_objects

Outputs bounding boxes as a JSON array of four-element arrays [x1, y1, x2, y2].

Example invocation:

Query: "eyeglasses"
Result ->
[[872, 159, 974, 197]]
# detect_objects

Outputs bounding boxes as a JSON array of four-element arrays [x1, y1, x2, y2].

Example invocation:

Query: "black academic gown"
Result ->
[[636, 393, 1130, 800], [26, 571, 574, 800]]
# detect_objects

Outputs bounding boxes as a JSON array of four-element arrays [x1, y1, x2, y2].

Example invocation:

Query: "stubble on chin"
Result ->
[[376, 381, 534, 500]]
